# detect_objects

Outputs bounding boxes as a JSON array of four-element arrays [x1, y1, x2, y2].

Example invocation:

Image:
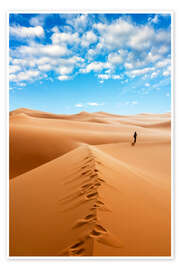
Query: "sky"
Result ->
[[9, 13, 171, 115]]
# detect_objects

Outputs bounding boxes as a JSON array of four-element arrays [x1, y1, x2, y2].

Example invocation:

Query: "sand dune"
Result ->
[[9, 108, 170, 178], [9, 108, 171, 256]]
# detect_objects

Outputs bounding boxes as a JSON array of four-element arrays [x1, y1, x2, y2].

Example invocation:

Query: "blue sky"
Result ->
[[9, 13, 171, 114]]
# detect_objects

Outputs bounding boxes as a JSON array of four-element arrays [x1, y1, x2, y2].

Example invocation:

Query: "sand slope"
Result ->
[[9, 109, 171, 256], [9, 108, 170, 178]]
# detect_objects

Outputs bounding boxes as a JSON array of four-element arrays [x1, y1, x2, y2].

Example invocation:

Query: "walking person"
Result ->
[[132, 131, 137, 146]]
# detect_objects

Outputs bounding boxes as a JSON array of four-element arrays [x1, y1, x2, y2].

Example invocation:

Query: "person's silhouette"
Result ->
[[133, 131, 137, 144]]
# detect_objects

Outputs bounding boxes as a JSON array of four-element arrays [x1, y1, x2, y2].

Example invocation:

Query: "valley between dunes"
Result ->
[[9, 108, 171, 256]]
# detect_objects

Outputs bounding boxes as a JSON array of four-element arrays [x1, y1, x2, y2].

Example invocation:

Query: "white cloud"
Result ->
[[39, 44, 68, 57], [146, 51, 160, 63], [128, 26, 154, 50], [132, 101, 138, 105], [10, 25, 44, 38], [51, 32, 80, 44], [81, 31, 97, 47], [38, 64, 52, 71], [17, 70, 40, 81], [9, 65, 21, 74], [30, 14, 47, 26], [112, 75, 122, 80], [152, 15, 159, 24], [16, 43, 69, 58], [128, 67, 155, 77], [98, 74, 110, 80], [36, 57, 50, 65], [151, 70, 160, 78], [75, 102, 104, 107], [156, 59, 171, 68], [87, 49, 97, 60], [75, 104, 84, 107], [56, 65, 74, 75], [94, 19, 134, 50], [148, 15, 159, 24], [93, 17, 170, 69], [54, 56, 85, 76], [157, 46, 169, 55], [73, 14, 88, 31], [163, 71, 170, 76], [87, 102, 104, 106], [18, 82, 26, 87], [57, 75, 70, 81], [108, 52, 123, 64], [10, 70, 40, 82], [126, 101, 138, 105], [9, 15, 171, 87], [9, 50, 85, 84], [87, 49, 96, 56], [145, 83, 150, 87], [163, 65, 171, 76], [155, 30, 170, 43], [51, 26, 59, 33], [98, 73, 122, 81], [9, 74, 16, 81], [63, 14, 89, 32], [80, 62, 110, 73], [73, 14, 88, 29], [124, 62, 133, 69], [11, 58, 29, 66]]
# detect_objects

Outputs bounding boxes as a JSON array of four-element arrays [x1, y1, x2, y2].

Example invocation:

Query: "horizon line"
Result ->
[[9, 107, 171, 116]]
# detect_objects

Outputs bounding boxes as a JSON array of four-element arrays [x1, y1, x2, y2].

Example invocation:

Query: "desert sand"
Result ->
[[9, 108, 171, 256]]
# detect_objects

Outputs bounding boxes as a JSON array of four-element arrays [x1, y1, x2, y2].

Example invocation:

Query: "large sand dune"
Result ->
[[9, 108, 171, 256]]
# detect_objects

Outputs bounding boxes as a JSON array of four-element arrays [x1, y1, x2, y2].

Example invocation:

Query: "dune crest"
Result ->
[[9, 108, 171, 179], [10, 144, 171, 256], [9, 109, 171, 256], [59, 146, 122, 256]]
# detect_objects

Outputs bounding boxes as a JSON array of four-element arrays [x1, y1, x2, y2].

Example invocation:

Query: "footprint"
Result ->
[[97, 178, 105, 183], [72, 219, 88, 229], [90, 229, 101, 237], [85, 214, 96, 220], [85, 158, 94, 163], [92, 200, 105, 209], [71, 240, 84, 249], [96, 161, 102, 165], [94, 182, 101, 187], [81, 165, 89, 169], [81, 170, 91, 175], [85, 186, 95, 193], [81, 183, 92, 189], [96, 200, 104, 206], [95, 224, 107, 232], [86, 191, 98, 199], [89, 173, 98, 178], [72, 248, 85, 255]]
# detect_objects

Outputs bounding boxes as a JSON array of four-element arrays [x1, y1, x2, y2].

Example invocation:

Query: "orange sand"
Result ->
[[9, 108, 171, 256]]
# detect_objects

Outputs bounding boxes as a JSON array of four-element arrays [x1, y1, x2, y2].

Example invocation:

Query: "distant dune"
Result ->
[[9, 108, 171, 256]]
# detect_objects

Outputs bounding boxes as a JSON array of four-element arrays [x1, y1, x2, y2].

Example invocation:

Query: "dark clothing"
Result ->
[[133, 132, 137, 144]]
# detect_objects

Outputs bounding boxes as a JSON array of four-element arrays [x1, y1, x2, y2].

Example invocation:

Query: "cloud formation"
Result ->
[[10, 25, 44, 38], [9, 13, 171, 89]]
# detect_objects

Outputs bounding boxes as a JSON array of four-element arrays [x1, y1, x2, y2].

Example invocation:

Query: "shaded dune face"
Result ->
[[9, 109, 171, 256], [9, 108, 171, 179]]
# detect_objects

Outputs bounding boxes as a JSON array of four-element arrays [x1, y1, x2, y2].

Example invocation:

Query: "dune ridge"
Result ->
[[60, 145, 122, 256], [9, 108, 171, 256], [10, 108, 171, 179]]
